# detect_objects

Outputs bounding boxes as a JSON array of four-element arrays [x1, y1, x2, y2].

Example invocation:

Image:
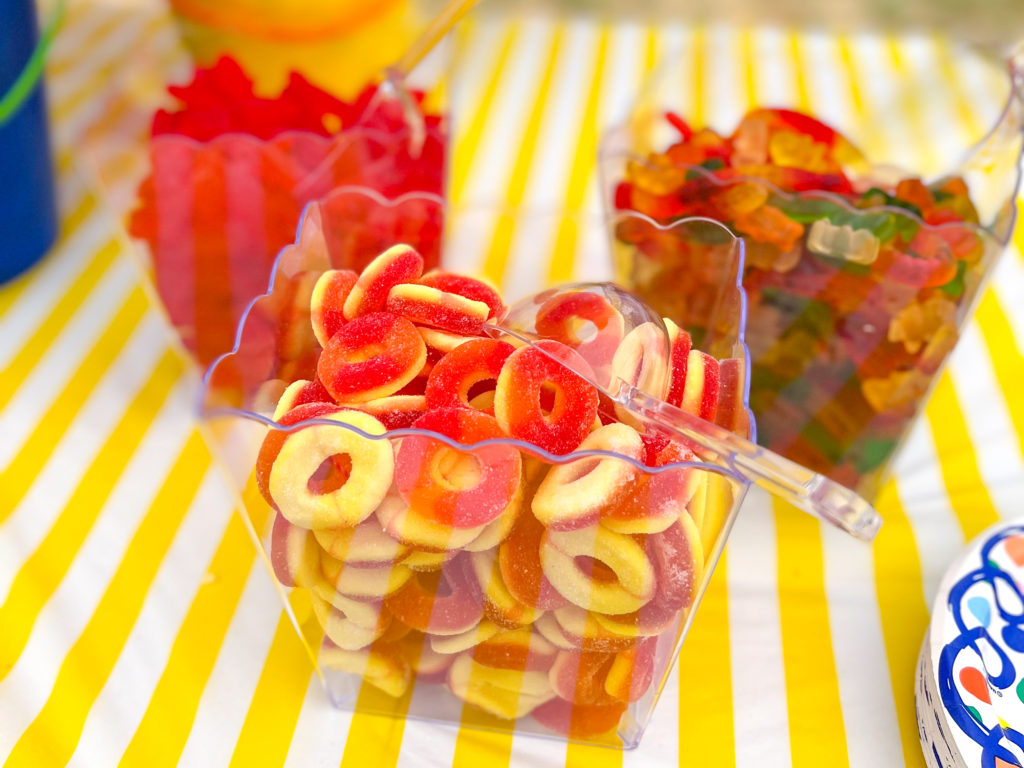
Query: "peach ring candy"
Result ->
[[498, 508, 570, 611], [386, 283, 490, 336], [376, 489, 488, 552], [319, 639, 411, 698], [429, 619, 503, 655], [384, 556, 484, 636], [468, 550, 541, 629], [425, 339, 515, 415], [535, 292, 625, 373], [317, 312, 427, 404], [357, 395, 427, 431], [542, 527, 655, 615], [602, 439, 700, 535], [663, 318, 693, 408], [447, 652, 556, 719], [320, 549, 413, 599], [418, 271, 504, 320], [310, 581, 387, 630], [395, 408, 522, 529], [311, 592, 386, 651], [313, 513, 410, 567], [256, 405, 394, 529], [269, 513, 320, 588], [343, 244, 424, 320], [603, 636, 656, 702], [531, 694, 627, 739], [463, 477, 524, 552], [552, 606, 636, 653], [610, 321, 670, 400], [495, 340, 599, 455], [399, 632, 454, 683], [310, 268, 358, 347], [679, 349, 720, 422], [531, 423, 644, 531], [418, 325, 475, 355], [548, 649, 619, 706], [470, 626, 558, 673], [271, 378, 332, 421], [595, 514, 705, 638]]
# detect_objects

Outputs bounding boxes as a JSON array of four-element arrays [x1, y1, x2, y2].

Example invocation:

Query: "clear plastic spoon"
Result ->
[[486, 282, 883, 542]]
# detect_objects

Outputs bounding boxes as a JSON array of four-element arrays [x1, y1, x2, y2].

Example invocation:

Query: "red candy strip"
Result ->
[[343, 245, 424, 320], [310, 269, 358, 347], [418, 271, 505, 320], [385, 283, 490, 335]]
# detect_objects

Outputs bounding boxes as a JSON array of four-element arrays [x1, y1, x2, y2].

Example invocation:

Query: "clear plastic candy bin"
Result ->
[[199, 189, 754, 748], [601, 42, 1024, 500]]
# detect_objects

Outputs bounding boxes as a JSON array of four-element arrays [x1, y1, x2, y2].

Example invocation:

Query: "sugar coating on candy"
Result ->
[[384, 557, 484, 636], [467, 549, 542, 629], [395, 408, 522, 529], [430, 620, 502, 655], [535, 292, 626, 372], [343, 245, 424, 320], [310, 269, 358, 347], [552, 606, 637, 653], [419, 271, 505, 320], [499, 509, 570, 611], [317, 312, 427, 404], [320, 549, 413, 599], [469, 626, 557, 672], [531, 695, 627, 739], [680, 349, 720, 422], [425, 338, 515, 415], [611, 322, 671, 400], [313, 512, 410, 566], [417, 325, 476, 355], [447, 653, 556, 719], [386, 283, 490, 336], [376, 488, 489, 552], [310, 581, 387, 629], [602, 439, 700, 536], [319, 641, 411, 697], [272, 378, 332, 420], [311, 593, 387, 651], [663, 318, 692, 408], [495, 340, 599, 455], [269, 513, 321, 588], [357, 395, 428, 431]]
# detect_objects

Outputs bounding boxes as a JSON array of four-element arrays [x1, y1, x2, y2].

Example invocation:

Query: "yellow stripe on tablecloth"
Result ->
[[449, 24, 521, 205], [787, 32, 811, 111], [676, 553, 733, 768], [119, 481, 269, 768], [872, 482, 929, 768], [3, 431, 209, 768], [339, 698, 411, 768], [47, 12, 130, 77], [546, 25, 610, 285], [0, 347, 181, 683], [0, 286, 148, 525], [0, 239, 119, 413], [481, 28, 565, 286], [974, 290, 1024, 459], [773, 503, 850, 768]]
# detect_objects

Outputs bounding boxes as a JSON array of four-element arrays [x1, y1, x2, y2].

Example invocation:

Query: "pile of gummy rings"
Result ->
[[250, 243, 746, 739], [612, 106, 993, 495]]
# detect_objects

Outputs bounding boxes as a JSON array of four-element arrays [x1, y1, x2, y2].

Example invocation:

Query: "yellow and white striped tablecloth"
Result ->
[[3, 1, 1024, 766]]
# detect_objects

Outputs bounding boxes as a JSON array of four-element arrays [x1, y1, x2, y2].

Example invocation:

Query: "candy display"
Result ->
[[129, 57, 446, 369], [203, 225, 751, 746], [607, 107, 1003, 498]]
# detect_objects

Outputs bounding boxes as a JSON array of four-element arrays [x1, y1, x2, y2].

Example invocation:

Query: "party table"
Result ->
[[2, 1, 1024, 766]]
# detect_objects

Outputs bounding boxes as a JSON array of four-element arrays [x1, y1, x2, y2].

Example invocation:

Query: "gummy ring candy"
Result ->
[[467, 550, 542, 629], [310, 592, 387, 651], [398, 631, 454, 682], [535, 292, 625, 373], [310, 268, 358, 347], [384, 556, 484, 636], [595, 515, 704, 638], [541, 527, 655, 615], [313, 512, 410, 567], [310, 580, 387, 630], [603, 636, 656, 702], [386, 283, 491, 336], [548, 649, 619, 706], [424, 339, 515, 416], [679, 349, 720, 421], [418, 326, 476, 355], [495, 340, 599, 455], [610, 322, 670, 401], [531, 423, 644, 531], [357, 395, 428, 430], [663, 318, 693, 408], [256, 404, 394, 529], [343, 244, 424, 320], [464, 476, 524, 552], [469, 626, 558, 672], [317, 312, 427, 404], [320, 549, 413, 599], [552, 606, 636, 652], [271, 378, 332, 421], [269, 512, 320, 588], [418, 271, 504, 320], [429, 619, 503, 655], [376, 489, 489, 552], [401, 549, 458, 571], [395, 408, 522, 529], [498, 507, 570, 611], [447, 652, 556, 719], [534, 612, 577, 650], [602, 438, 699, 535], [531, 697, 627, 740], [319, 639, 411, 697]]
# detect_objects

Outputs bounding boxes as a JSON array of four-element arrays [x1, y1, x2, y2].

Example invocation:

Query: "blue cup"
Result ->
[[0, 0, 59, 283]]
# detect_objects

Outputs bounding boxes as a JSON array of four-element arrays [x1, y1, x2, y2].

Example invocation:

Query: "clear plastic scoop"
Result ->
[[486, 282, 883, 542]]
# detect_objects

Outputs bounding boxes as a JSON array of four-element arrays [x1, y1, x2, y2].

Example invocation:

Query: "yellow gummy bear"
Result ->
[[887, 294, 957, 354], [768, 130, 832, 173]]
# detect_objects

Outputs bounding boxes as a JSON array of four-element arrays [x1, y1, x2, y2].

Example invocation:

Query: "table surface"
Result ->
[[3, 2, 1024, 766]]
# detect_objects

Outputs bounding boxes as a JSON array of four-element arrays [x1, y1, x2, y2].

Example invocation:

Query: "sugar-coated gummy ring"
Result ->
[[318, 641, 411, 697], [260, 407, 394, 529], [343, 244, 424, 320], [467, 549, 541, 629], [272, 378, 332, 421], [310, 268, 358, 347], [531, 693, 627, 739], [386, 283, 490, 336], [447, 653, 556, 719], [319, 549, 413, 599], [310, 579, 387, 629], [384, 556, 484, 635], [395, 408, 522, 529], [498, 507, 570, 611], [310, 592, 386, 651], [610, 321, 671, 401], [551, 605, 636, 652], [313, 512, 410, 567], [494, 340, 599, 455], [317, 312, 427, 404], [425, 338, 515, 415], [531, 423, 644, 531], [540, 526, 655, 615], [547, 648, 618, 706], [429, 620, 502, 655], [357, 395, 427, 430], [418, 271, 504, 320], [418, 326, 475, 355], [269, 512, 321, 588], [535, 292, 625, 372], [376, 489, 488, 552]]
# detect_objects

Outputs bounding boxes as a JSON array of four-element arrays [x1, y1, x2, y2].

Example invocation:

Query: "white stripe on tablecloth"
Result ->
[[0, 371, 192, 755], [176, 563, 285, 768], [68, 470, 236, 768], [282, 678, 353, 768], [726, 490, 792, 768], [0, 312, 171, 597]]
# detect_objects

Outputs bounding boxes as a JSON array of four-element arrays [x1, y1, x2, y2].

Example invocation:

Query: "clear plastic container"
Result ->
[[601, 43, 1024, 500], [198, 188, 753, 748]]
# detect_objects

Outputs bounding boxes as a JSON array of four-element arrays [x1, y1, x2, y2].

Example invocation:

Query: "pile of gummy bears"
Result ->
[[248, 244, 745, 739], [612, 107, 993, 495]]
